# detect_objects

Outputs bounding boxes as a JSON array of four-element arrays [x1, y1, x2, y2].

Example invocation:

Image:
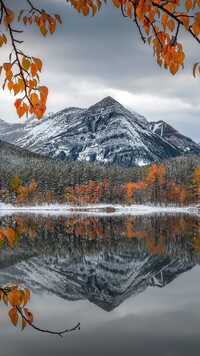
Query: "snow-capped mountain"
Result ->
[[149, 120, 200, 153], [0, 97, 199, 167]]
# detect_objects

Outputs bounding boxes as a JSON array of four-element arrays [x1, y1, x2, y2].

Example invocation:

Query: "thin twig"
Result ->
[[121, 5, 127, 18], [26, 0, 43, 15], [17, 306, 80, 337], [134, 7, 146, 43]]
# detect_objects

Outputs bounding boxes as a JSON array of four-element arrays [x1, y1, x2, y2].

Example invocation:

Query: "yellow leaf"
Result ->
[[22, 59, 31, 71], [22, 317, 27, 331]]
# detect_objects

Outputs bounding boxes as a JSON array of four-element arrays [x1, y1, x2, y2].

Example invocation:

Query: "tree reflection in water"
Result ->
[[0, 213, 200, 331]]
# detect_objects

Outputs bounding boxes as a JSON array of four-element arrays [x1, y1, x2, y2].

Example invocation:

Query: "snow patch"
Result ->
[[0, 203, 197, 217]]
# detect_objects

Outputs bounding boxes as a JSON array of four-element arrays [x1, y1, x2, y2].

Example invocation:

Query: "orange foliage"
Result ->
[[0, 227, 15, 247], [68, 0, 200, 76], [0, 227, 33, 331]]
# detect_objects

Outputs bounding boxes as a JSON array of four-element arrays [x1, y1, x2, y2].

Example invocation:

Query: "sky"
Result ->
[[0, 0, 200, 142]]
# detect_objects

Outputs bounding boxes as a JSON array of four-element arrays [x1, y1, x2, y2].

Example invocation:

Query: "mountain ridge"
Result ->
[[0, 96, 199, 167]]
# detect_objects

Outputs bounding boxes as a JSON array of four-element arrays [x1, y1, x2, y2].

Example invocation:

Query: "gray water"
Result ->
[[0, 213, 200, 356]]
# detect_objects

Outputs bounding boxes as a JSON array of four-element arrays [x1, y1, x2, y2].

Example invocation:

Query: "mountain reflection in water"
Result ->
[[0, 213, 200, 311]]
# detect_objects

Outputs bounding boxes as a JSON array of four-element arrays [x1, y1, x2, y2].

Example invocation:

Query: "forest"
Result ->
[[1, 140, 200, 206]]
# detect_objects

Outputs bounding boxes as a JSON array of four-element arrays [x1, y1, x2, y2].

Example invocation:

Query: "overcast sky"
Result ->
[[0, 0, 200, 142]]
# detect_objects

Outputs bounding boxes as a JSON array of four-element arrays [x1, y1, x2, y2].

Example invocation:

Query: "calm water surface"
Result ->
[[0, 213, 200, 356]]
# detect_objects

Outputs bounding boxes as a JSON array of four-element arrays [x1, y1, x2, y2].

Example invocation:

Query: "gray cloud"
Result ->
[[0, 1, 199, 141]]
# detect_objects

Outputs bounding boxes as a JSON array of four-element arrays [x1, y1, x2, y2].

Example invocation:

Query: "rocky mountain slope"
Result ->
[[1, 96, 198, 167], [149, 120, 200, 153], [0, 252, 195, 311]]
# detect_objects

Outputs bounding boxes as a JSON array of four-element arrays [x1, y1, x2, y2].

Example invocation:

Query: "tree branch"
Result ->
[[0, 0, 31, 102], [17, 306, 80, 337], [151, 1, 200, 44], [0, 286, 80, 337], [134, 7, 146, 43]]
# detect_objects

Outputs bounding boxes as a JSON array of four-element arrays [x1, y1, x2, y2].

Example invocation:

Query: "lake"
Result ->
[[0, 212, 200, 356]]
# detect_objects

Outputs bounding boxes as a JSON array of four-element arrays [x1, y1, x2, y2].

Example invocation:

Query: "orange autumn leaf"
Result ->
[[8, 308, 19, 326], [24, 308, 33, 324], [4, 227, 15, 247]]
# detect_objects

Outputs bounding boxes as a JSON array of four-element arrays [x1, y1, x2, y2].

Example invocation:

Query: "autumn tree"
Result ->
[[45, 190, 53, 204], [27, 178, 37, 204], [9, 172, 22, 193], [193, 166, 200, 204], [0, 0, 200, 119], [64, 186, 76, 204], [145, 164, 165, 203]]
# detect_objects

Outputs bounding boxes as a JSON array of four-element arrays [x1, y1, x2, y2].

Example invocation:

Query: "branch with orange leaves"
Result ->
[[0, 227, 80, 336], [0, 284, 80, 336], [0, 0, 62, 119], [68, 0, 200, 76]]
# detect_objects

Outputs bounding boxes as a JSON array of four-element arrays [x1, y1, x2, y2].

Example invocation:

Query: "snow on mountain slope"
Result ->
[[149, 120, 200, 153], [0, 96, 192, 167], [0, 251, 195, 311]]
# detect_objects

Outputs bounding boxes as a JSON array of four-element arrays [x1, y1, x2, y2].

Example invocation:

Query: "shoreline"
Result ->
[[0, 203, 199, 216]]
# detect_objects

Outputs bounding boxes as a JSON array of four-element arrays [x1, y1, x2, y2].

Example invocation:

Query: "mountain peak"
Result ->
[[89, 96, 124, 110]]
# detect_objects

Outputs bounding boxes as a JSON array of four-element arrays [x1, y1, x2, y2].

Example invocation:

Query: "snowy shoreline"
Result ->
[[0, 203, 198, 216]]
